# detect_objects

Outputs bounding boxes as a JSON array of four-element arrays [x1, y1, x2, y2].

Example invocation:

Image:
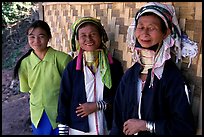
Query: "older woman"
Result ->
[[56, 17, 124, 135], [110, 2, 195, 135]]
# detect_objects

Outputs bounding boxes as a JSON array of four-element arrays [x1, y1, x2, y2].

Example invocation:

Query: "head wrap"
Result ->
[[71, 16, 113, 89], [71, 16, 108, 52], [127, 2, 182, 87]]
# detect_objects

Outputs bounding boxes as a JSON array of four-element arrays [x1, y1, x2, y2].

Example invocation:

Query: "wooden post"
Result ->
[[38, 2, 44, 20], [197, 91, 202, 135]]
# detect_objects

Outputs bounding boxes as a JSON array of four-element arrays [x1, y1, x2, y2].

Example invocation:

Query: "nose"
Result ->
[[33, 37, 41, 43], [85, 35, 93, 41], [142, 28, 150, 35]]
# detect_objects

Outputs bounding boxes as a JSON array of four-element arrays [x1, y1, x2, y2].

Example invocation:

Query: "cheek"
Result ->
[[152, 33, 164, 43], [135, 31, 139, 38], [78, 39, 84, 47]]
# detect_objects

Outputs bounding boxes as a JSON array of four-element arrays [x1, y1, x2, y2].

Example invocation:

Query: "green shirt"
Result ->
[[18, 47, 72, 129]]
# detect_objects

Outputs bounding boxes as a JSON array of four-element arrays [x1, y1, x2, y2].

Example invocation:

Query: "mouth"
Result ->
[[140, 39, 151, 42], [85, 43, 94, 46]]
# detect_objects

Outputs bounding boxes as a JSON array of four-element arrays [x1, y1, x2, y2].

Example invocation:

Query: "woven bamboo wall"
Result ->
[[41, 2, 202, 134], [42, 2, 202, 72]]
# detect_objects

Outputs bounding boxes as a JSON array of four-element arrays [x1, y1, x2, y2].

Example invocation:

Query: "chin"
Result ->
[[140, 45, 152, 49]]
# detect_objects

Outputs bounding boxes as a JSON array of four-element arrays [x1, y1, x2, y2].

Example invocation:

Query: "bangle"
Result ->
[[146, 121, 154, 133], [58, 124, 69, 135], [96, 100, 107, 110]]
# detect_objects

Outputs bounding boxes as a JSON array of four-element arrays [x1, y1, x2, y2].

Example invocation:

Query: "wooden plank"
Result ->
[[173, 2, 195, 7], [196, 54, 202, 77], [196, 91, 202, 135], [179, 7, 195, 20], [195, 3, 202, 20], [179, 18, 186, 32]]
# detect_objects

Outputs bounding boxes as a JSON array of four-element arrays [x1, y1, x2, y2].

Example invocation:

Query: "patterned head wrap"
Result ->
[[127, 2, 183, 87], [71, 16, 113, 89]]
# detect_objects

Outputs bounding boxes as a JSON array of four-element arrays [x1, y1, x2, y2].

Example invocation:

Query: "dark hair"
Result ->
[[13, 20, 52, 79], [27, 20, 52, 39]]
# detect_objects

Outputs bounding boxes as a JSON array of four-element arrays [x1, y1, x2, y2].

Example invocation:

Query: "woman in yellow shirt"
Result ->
[[13, 20, 72, 135]]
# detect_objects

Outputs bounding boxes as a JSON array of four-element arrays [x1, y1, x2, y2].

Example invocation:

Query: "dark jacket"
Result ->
[[56, 56, 124, 132], [110, 59, 196, 135]]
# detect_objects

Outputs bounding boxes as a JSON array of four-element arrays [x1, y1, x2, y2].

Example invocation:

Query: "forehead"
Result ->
[[138, 14, 161, 25], [28, 27, 47, 35], [78, 23, 99, 32]]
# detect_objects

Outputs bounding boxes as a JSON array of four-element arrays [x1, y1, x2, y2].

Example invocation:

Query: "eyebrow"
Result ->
[[28, 33, 46, 36]]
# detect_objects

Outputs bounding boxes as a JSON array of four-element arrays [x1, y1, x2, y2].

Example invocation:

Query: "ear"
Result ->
[[163, 28, 171, 39]]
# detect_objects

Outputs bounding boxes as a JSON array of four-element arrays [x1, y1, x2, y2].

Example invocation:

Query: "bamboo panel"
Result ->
[[42, 2, 202, 71]]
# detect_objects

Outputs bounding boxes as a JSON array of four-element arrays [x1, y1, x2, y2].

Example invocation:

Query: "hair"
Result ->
[[76, 22, 102, 40], [136, 12, 168, 34], [13, 20, 52, 79]]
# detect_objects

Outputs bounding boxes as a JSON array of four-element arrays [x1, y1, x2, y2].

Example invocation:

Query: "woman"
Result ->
[[110, 2, 195, 135], [13, 20, 72, 135], [56, 17, 124, 135]]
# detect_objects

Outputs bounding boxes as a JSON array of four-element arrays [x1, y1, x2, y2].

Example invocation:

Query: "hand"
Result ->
[[123, 119, 146, 135], [76, 102, 97, 117]]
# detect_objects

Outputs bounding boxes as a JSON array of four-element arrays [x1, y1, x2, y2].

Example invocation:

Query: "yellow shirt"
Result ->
[[18, 47, 72, 129]]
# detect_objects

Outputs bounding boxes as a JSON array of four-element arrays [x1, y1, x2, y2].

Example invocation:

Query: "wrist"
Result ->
[[146, 121, 155, 133]]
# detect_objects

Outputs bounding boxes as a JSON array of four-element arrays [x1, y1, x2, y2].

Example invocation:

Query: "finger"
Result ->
[[123, 126, 128, 134], [123, 121, 128, 127], [128, 129, 133, 135], [76, 106, 83, 110], [76, 108, 84, 114], [76, 111, 85, 117], [125, 129, 129, 135], [76, 104, 83, 109], [81, 113, 88, 117]]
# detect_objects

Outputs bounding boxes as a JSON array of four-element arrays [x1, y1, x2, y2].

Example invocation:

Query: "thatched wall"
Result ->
[[40, 2, 202, 134]]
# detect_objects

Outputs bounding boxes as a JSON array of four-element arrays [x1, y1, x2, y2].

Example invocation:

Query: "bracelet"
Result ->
[[146, 121, 154, 133], [96, 100, 107, 110], [58, 124, 69, 135]]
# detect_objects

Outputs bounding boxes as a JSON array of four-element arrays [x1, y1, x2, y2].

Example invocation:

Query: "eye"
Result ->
[[79, 34, 86, 39], [28, 35, 35, 39], [90, 32, 97, 37], [136, 25, 144, 30], [148, 27, 156, 31], [39, 35, 46, 39]]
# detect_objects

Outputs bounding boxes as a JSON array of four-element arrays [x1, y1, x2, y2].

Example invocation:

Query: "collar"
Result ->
[[30, 47, 55, 70]]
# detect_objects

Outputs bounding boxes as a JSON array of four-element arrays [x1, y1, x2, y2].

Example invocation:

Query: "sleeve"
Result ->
[[104, 58, 124, 109], [154, 69, 196, 135], [56, 64, 72, 125], [18, 63, 30, 92], [109, 73, 127, 135], [57, 54, 72, 76]]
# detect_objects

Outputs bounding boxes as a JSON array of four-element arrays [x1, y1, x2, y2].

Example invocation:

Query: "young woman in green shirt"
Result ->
[[13, 20, 72, 135]]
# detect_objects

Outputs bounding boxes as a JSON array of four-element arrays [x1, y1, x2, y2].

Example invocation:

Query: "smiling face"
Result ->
[[135, 14, 169, 49], [77, 23, 101, 51], [28, 27, 49, 52]]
